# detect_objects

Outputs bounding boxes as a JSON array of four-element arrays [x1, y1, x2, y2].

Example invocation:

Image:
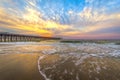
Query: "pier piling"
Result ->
[[0, 32, 60, 42]]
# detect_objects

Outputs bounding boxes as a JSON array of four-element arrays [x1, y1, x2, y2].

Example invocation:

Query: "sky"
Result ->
[[0, 0, 120, 39]]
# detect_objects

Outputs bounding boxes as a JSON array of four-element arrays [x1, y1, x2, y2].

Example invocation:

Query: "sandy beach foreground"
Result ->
[[0, 42, 120, 80], [0, 53, 45, 80]]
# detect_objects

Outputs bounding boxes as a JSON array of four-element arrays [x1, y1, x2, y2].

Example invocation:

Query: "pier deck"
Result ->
[[0, 32, 60, 42]]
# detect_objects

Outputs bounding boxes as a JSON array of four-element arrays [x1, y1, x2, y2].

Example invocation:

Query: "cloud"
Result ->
[[0, 3, 72, 37], [89, 26, 120, 34], [85, 0, 94, 3], [0, 0, 120, 39], [67, 4, 120, 34]]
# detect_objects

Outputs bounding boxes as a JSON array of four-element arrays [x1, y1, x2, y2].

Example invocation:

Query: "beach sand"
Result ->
[[0, 53, 45, 80], [0, 53, 120, 80]]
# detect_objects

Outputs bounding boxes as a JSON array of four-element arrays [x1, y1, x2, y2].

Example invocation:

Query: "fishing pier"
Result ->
[[0, 32, 60, 42]]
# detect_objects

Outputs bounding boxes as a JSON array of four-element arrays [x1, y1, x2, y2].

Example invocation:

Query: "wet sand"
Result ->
[[0, 42, 120, 80], [0, 53, 45, 80], [0, 53, 120, 80]]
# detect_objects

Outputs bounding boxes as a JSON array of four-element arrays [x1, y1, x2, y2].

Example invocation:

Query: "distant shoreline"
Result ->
[[60, 39, 120, 44]]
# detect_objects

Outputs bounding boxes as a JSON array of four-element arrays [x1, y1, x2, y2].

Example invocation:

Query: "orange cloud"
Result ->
[[0, 7, 72, 37]]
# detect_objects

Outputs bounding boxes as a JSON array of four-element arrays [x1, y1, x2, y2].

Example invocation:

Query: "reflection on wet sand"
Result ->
[[0, 53, 45, 80], [0, 42, 120, 80]]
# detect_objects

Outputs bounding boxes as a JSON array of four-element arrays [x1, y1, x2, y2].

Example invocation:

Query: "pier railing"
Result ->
[[0, 32, 60, 42]]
